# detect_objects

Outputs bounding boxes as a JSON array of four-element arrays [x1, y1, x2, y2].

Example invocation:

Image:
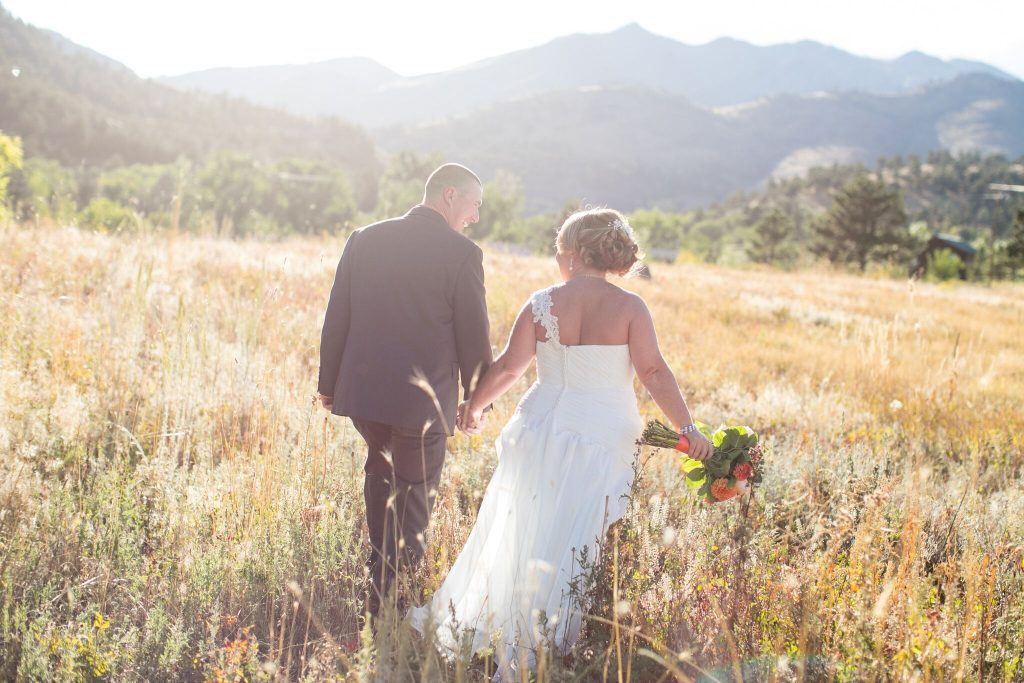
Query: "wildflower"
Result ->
[[732, 462, 753, 480], [710, 479, 737, 501], [93, 612, 110, 631], [889, 399, 903, 411]]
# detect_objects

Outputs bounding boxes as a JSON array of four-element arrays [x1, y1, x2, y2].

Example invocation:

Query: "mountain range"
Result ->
[[162, 23, 1014, 127], [1, 7, 1022, 213]]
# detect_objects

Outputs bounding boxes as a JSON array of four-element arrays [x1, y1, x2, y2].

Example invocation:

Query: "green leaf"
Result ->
[[685, 467, 706, 489], [708, 460, 730, 479], [679, 457, 703, 473], [695, 420, 714, 441], [733, 426, 758, 448]]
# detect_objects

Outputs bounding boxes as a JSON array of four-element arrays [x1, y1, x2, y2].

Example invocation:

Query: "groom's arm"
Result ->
[[318, 230, 359, 399], [453, 245, 492, 402]]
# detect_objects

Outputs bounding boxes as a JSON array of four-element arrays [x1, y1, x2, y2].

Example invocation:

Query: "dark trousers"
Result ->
[[351, 418, 447, 616]]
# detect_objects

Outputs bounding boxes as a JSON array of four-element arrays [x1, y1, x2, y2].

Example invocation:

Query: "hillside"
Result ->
[[738, 151, 1024, 230], [0, 8, 378, 177], [382, 75, 1024, 212]]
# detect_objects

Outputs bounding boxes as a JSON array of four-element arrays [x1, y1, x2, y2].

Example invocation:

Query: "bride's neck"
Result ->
[[569, 270, 607, 280]]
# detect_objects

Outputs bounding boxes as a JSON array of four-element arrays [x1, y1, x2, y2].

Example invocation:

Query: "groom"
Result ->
[[317, 163, 492, 617]]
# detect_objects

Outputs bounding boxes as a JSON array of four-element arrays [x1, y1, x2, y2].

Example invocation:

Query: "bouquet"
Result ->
[[642, 420, 763, 503]]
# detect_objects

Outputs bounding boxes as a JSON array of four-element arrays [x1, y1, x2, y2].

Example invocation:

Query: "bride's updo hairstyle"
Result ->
[[556, 208, 643, 276]]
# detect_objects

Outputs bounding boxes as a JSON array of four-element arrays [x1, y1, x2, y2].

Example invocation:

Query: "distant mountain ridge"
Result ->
[[161, 23, 1017, 126], [379, 74, 1024, 212], [166, 57, 399, 120]]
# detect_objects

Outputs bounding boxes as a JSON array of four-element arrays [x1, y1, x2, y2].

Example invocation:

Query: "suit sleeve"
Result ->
[[453, 245, 493, 401], [318, 230, 359, 396]]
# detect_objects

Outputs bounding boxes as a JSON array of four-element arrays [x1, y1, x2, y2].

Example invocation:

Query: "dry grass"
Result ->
[[1, 223, 1022, 681]]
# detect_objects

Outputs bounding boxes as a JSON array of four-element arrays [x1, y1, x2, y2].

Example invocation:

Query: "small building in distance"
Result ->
[[635, 247, 677, 280], [645, 247, 678, 263], [915, 233, 977, 279]]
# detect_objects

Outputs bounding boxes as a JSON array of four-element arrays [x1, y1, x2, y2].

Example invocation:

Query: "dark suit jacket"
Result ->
[[318, 205, 492, 435]]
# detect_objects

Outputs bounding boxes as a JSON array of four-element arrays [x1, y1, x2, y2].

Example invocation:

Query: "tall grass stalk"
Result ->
[[0, 225, 1021, 680]]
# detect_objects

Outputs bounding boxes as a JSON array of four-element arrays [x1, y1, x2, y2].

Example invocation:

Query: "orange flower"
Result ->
[[732, 462, 753, 480], [710, 478, 738, 501]]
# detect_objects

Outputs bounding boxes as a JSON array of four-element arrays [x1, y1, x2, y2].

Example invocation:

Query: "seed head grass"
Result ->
[[1, 224, 1022, 680]]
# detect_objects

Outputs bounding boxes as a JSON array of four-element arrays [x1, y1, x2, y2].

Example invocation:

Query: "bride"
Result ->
[[408, 208, 712, 677]]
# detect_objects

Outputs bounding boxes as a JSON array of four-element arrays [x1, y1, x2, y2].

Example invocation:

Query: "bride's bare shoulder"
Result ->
[[609, 283, 648, 310]]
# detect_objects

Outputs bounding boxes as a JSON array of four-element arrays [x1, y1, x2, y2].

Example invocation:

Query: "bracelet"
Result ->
[[679, 423, 698, 435]]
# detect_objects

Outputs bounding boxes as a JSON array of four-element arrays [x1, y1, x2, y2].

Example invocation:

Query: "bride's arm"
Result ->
[[627, 296, 713, 460], [463, 302, 536, 426]]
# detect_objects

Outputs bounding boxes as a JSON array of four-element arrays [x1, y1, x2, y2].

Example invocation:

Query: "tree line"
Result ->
[[627, 151, 1024, 280], [2, 132, 1023, 280], [1, 142, 361, 237]]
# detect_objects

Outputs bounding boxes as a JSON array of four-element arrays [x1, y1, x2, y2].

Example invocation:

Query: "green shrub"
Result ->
[[925, 247, 963, 281], [79, 197, 138, 233]]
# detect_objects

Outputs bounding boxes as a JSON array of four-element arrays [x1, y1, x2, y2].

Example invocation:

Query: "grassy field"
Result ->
[[1, 223, 1022, 681]]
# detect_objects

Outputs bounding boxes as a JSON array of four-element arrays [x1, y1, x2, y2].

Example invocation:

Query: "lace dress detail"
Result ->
[[530, 287, 562, 348]]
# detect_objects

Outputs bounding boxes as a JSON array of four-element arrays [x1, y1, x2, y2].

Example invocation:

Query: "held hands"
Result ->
[[318, 393, 333, 411], [457, 400, 485, 435], [684, 429, 713, 462]]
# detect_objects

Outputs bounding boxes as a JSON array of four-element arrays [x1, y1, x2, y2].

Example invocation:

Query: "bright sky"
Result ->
[[5, 0, 1023, 80]]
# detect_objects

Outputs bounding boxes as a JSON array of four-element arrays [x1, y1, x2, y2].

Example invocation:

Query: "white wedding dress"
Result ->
[[409, 286, 644, 674]]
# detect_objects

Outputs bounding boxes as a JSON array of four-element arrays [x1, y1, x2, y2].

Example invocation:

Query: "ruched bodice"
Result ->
[[518, 338, 642, 470], [535, 341, 636, 390]]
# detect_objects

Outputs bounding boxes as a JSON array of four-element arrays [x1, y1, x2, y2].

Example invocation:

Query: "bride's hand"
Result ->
[[458, 401, 485, 435], [464, 408, 485, 435], [685, 430, 713, 461]]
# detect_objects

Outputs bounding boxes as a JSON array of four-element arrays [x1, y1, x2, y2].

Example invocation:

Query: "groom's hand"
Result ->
[[456, 401, 472, 433], [318, 393, 333, 411]]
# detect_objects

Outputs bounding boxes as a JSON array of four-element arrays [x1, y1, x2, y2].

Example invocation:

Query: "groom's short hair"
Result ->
[[424, 163, 481, 199]]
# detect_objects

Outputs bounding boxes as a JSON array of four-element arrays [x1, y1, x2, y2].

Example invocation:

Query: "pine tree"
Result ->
[[1006, 209, 1024, 277], [812, 176, 910, 271], [748, 208, 797, 265]]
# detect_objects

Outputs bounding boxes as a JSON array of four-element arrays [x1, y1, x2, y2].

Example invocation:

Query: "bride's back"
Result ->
[[536, 280, 635, 347]]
